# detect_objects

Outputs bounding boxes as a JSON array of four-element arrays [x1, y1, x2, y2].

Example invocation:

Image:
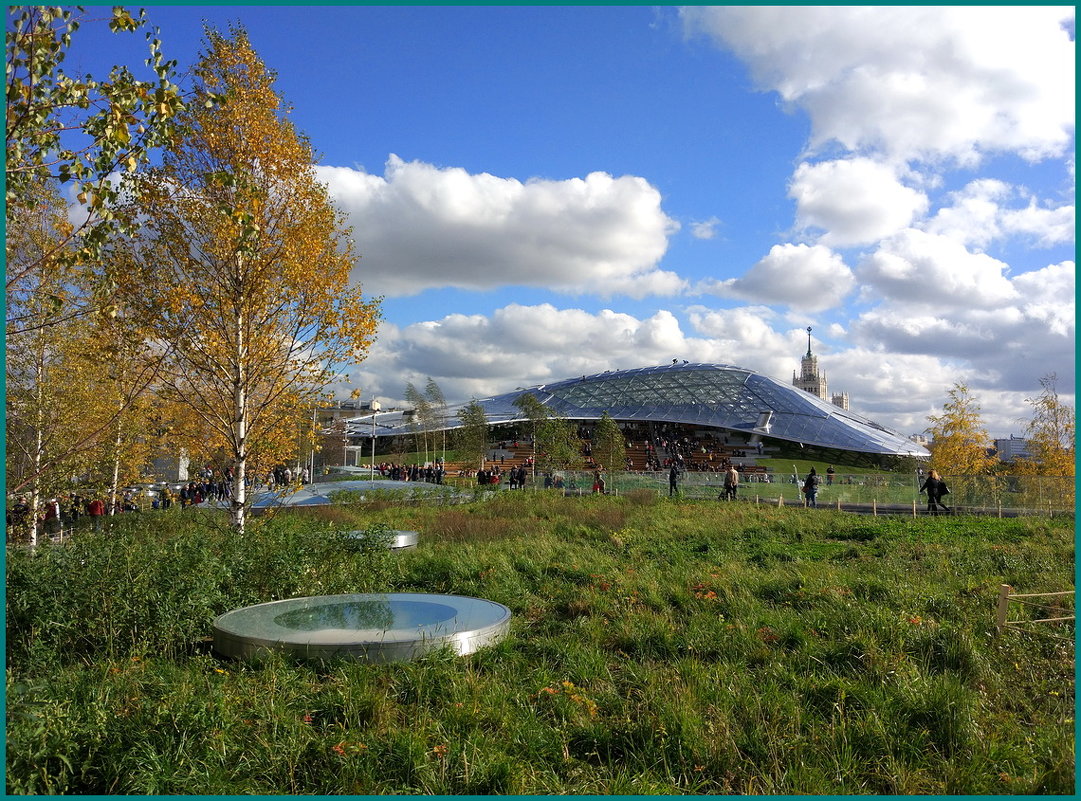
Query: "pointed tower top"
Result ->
[[806, 326, 813, 356]]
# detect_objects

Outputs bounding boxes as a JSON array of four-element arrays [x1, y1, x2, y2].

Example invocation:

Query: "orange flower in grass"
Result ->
[[432, 744, 449, 759]]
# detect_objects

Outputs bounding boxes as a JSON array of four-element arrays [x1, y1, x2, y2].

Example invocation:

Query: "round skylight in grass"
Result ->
[[212, 593, 511, 663]]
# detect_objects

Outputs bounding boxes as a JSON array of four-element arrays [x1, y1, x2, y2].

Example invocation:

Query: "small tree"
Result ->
[[455, 400, 490, 471], [1015, 374, 1075, 477], [1011, 373, 1075, 510], [539, 414, 584, 473], [425, 378, 449, 464], [926, 383, 996, 478], [593, 412, 626, 478], [513, 392, 548, 476], [403, 382, 432, 463]]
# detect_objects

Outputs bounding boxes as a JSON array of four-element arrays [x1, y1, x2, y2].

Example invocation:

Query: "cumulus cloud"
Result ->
[[856, 229, 1016, 308], [345, 304, 698, 405], [317, 156, 683, 298], [789, 158, 928, 246], [337, 293, 1072, 438], [681, 5, 1075, 165], [924, 179, 1075, 248], [1011, 260, 1076, 338], [699, 243, 855, 312], [851, 258, 1074, 392], [350, 303, 818, 409]]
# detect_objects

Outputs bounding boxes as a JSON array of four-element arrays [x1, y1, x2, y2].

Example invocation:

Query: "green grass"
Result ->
[[6, 495, 1074, 794]]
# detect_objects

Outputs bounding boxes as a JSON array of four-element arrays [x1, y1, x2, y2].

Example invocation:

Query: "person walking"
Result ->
[[803, 468, 820, 508], [669, 463, 680, 497], [723, 465, 739, 501], [919, 469, 951, 515]]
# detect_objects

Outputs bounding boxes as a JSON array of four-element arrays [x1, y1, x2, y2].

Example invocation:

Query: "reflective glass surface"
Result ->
[[345, 363, 929, 457], [214, 593, 512, 645]]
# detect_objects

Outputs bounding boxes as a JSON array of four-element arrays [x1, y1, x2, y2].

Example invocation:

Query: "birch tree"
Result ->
[[6, 5, 188, 303], [425, 377, 448, 464], [925, 383, 996, 475], [1015, 374, 1075, 477], [455, 400, 490, 471], [128, 27, 380, 534]]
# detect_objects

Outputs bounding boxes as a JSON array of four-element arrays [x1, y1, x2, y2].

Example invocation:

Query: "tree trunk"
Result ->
[[27, 329, 47, 547], [108, 413, 123, 516], [230, 294, 247, 536]]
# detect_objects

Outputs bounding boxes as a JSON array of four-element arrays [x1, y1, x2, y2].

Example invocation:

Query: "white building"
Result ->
[[994, 435, 1032, 462], [792, 327, 849, 410]]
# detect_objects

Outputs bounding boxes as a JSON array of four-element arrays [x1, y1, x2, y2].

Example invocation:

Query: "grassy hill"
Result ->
[[6, 493, 1074, 794]]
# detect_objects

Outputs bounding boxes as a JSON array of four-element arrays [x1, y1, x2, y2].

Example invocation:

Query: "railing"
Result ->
[[532, 471, 1074, 516], [995, 584, 1075, 641]]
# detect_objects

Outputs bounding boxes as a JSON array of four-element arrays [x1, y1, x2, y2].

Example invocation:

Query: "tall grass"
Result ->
[[6, 496, 1074, 794]]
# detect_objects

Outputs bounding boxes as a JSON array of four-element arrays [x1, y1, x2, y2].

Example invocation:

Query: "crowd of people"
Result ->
[[6, 491, 126, 542], [374, 462, 445, 484]]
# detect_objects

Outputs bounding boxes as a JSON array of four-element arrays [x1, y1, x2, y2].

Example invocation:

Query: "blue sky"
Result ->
[[67, 5, 1075, 437]]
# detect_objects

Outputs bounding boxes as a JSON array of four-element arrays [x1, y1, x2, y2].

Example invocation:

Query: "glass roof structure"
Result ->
[[346, 363, 929, 458]]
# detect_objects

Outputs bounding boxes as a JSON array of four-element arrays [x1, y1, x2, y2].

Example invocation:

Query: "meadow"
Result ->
[[5, 492, 1075, 794]]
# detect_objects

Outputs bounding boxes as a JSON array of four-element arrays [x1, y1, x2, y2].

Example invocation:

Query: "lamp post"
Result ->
[[369, 399, 381, 480]]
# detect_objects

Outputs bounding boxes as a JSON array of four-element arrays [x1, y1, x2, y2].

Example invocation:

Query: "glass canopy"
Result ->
[[346, 363, 929, 458]]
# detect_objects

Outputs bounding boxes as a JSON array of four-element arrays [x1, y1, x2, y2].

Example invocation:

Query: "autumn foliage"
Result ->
[[125, 26, 380, 532]]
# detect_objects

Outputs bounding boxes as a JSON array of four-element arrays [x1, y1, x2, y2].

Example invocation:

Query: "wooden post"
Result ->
[[995, 584, 1012, 631], [872, 499, 877, 517], [997, 501, 1002, 518], [912, 499, 917, 518], [836, 497, 841, 511], [777, 495, 784, 507]]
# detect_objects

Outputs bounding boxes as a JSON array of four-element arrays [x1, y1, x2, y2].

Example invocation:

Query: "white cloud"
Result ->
[[339, 294, 1071, 438], [1001, 202, 1075, 248], [924, 179, 1075, 248], [346, 304, 698, 405], [856, 229, 1016, 308], [850, 258, 1074, 395], [699, 243, 855, 312], [690, 216, 721, 239], [317, 155, 682, 298], [1012, 260, 1076, 338], [789, 158, 928, 246], [682, 5, 1075, 165]]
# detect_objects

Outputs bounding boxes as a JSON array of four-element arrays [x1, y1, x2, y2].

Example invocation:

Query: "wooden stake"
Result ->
[[872, 499, 877, 517], [995, 584, 1012, 631]]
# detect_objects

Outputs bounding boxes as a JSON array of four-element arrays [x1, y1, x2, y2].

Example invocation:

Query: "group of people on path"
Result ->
[[6, 493, 114, 542], [377, 462, 445, 484]]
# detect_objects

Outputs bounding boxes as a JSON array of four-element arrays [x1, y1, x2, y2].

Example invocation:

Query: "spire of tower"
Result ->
[[806, 326, 813, 356]]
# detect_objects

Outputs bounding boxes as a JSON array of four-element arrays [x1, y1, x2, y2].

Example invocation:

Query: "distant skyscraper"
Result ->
[[793, 327, 849, 410]]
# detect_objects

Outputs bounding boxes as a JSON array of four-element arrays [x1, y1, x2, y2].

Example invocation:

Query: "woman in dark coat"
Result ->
[[919, 469, 951, 515]]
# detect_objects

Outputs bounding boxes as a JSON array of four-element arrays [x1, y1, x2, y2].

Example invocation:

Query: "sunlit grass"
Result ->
[[6, 495, 1074, 794]]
